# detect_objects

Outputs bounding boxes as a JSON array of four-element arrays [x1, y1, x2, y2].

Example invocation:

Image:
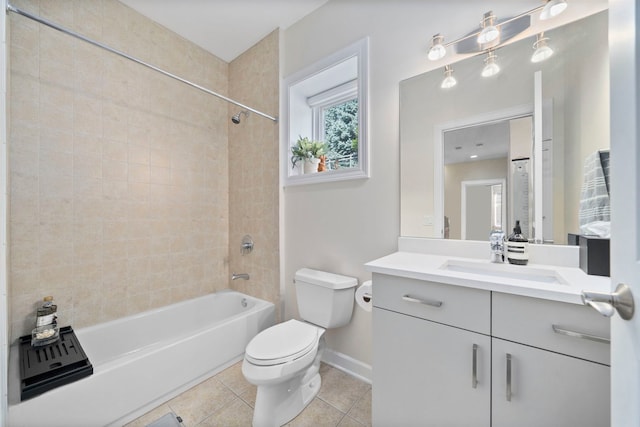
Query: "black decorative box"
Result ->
[[18, 326, 93, 401], [569, 233, 610, 277]]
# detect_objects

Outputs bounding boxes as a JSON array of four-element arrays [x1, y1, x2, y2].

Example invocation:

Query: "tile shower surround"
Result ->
[[228, 30, 280, 312], [8, 0, 280, 340]]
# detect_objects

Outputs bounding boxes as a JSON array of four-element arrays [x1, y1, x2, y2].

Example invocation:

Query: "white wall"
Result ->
[[281, 0, 548, 371]]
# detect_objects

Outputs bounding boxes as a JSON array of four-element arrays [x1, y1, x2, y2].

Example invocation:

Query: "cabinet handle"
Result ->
[[402, 294, 443, 307], [506, 353, 512, 402], [472, 344, 478, 389], [551, 324, 610, 344]]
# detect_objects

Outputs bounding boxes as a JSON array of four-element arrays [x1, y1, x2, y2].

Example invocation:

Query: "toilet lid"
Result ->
[[245, 320, 321, 366]]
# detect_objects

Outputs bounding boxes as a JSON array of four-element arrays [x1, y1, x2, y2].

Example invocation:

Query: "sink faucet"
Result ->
[[232, 272, 250, 280], [490, 230, 505, 263]]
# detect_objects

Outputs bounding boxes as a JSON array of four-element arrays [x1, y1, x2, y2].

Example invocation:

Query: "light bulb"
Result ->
[[428, 34, 446, 61], [441, 65, 457, 89], [482, 52, 500, 77], [478, 12, 500, 44], [532, 45, 553, 63], [441, 76, 457, 89], [540, 0, 568, 20], [482, 62, 500, 77], [531, 34, 554, 63]]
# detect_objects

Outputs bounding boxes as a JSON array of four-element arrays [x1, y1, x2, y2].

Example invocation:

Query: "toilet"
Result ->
[[242, 268, 358, 427]]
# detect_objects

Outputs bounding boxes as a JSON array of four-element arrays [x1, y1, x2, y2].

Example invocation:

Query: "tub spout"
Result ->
[[232, 273, 250, 280]]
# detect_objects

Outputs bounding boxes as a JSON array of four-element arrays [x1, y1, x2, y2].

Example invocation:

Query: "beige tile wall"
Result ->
[[228, 31, 280, 312], [8, 0, 232, 340]]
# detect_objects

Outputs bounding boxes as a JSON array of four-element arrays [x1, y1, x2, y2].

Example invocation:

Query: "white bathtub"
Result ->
[[8, 290, 275, 427]]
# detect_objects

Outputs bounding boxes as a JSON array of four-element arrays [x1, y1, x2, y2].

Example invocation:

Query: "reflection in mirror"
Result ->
[[400, 10, 609, 245], [460, 179, 506, 241], [444, 117, 531, 241]]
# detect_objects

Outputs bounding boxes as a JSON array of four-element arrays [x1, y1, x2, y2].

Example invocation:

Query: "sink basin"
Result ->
[[439, 259, 567, 285]]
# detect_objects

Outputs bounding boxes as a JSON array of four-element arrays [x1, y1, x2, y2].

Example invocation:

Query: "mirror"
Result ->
[[443, 116, 532, 241], [400, 10, 609, 244]]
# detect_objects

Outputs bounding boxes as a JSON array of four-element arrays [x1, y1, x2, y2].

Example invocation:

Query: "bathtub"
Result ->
[[8, 290, 275, 427]]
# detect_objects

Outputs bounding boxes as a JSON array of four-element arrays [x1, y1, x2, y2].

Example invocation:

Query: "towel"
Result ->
[[579, 150, 610, 237]]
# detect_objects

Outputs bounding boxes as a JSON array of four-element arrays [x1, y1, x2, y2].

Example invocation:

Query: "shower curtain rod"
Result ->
[[6, 3, 278, 122]]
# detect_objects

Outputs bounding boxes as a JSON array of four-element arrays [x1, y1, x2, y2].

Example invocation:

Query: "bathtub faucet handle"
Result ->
[[232, 273, 250, 281], [241, 235, 254, 255]]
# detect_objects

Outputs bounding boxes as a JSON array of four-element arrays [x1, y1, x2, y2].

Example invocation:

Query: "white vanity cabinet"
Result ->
[[491, 292, 610, 427], [372, 273, 611, 427], [372, 274, 492, 426]]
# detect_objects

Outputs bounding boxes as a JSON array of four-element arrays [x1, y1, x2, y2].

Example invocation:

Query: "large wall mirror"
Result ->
[[400, 9, 608, 245]]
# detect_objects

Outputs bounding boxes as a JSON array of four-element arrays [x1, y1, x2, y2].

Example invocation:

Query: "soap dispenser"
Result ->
[[506, 220, 529, 265]]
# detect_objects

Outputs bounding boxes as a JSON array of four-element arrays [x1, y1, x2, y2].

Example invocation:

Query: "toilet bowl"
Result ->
[[242, 268, 358, 427], [242, 319, 325, 427]]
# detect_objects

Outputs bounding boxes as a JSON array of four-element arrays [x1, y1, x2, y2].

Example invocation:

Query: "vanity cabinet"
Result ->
[[372, 274, 611, 427], [491, 339, 610, 427], [372, 274, 491, 426], [491, 292, 610, 427]]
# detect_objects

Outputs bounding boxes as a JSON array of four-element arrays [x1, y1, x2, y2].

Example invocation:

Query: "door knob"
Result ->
[[581, 283, 634, 320]]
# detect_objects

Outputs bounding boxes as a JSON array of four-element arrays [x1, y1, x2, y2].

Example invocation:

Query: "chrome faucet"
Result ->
[[232, 272, 250, 280], [489, 230, 506, 263], [241, 235, 254, 255]]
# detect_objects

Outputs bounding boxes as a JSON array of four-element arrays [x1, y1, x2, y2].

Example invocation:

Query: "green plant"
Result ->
[[290, 136, 327, 169]]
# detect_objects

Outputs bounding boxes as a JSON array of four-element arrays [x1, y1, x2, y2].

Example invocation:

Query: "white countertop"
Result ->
[[365, 251, 611, 305]]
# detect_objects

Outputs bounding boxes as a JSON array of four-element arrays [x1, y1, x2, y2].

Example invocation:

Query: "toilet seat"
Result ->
[[245, 320, 322, 366]]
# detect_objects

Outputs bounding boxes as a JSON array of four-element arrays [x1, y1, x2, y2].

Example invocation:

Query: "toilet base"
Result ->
[[252, 371, 321, 427], [250, 339, 325, 427]]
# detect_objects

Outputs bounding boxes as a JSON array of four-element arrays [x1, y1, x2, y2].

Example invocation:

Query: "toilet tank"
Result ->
[[294, 268, 358, 328]]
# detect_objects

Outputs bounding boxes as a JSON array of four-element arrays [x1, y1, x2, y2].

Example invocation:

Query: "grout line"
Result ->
[[147, 361, 371, 427], [346, 391, 371, 426], [317, 394, 349, 416]]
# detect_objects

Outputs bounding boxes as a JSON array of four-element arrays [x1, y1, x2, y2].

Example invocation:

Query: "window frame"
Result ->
[[310, 80, 358, 168], [282, 38, 369, 186]]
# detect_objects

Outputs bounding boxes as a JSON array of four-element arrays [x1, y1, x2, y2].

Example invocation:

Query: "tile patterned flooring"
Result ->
[[125, 361, 372, 427]]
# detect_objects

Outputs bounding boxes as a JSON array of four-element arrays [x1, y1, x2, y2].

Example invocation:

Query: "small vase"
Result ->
[[304, 158, 321, 174]]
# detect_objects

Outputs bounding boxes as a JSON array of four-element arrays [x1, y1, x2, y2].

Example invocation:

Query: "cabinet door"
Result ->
[[492, 338, 610, 427], [373, 307, 490, 427]]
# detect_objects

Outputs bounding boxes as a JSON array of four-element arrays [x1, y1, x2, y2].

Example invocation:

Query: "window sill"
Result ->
[[283, 168, 369, 187]]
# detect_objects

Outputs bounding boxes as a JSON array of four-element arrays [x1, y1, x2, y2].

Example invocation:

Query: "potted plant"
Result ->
[[290, 136, 327, 174]]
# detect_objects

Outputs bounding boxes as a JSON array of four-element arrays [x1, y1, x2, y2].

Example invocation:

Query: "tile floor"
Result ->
[[125, 361, 372, 427]]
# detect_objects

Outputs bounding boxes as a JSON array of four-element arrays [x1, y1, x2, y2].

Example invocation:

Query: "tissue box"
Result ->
[[569, 234, 610, 277]]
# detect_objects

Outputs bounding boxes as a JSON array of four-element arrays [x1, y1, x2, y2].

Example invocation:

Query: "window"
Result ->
[[283, 38, 369, 185], [309, 80, 358, 171]]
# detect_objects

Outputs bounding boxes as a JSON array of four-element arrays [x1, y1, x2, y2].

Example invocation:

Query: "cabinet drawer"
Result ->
[[372, 273, 491, 334], [492, 292, 610, 365]]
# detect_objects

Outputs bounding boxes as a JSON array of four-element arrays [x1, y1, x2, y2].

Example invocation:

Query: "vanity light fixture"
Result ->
[[478, 11, 500, 44], [441, 65, 457, 89], [531, 33, 554, 63], [427, 1, 568, 81], [481, 50, 500, 77], [428, 34, 447, 61], [540, 0, 568, 20]]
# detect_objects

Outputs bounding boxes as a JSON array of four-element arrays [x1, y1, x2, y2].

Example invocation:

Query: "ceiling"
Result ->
[[444, 121, 511, 165], [119, 0, 329, 62]]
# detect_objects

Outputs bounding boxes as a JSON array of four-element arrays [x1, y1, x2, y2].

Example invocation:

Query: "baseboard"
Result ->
[[321, 348, 372, 385]]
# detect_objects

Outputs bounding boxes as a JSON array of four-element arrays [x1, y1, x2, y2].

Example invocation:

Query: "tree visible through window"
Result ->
[[323, 99, 358, 169]]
